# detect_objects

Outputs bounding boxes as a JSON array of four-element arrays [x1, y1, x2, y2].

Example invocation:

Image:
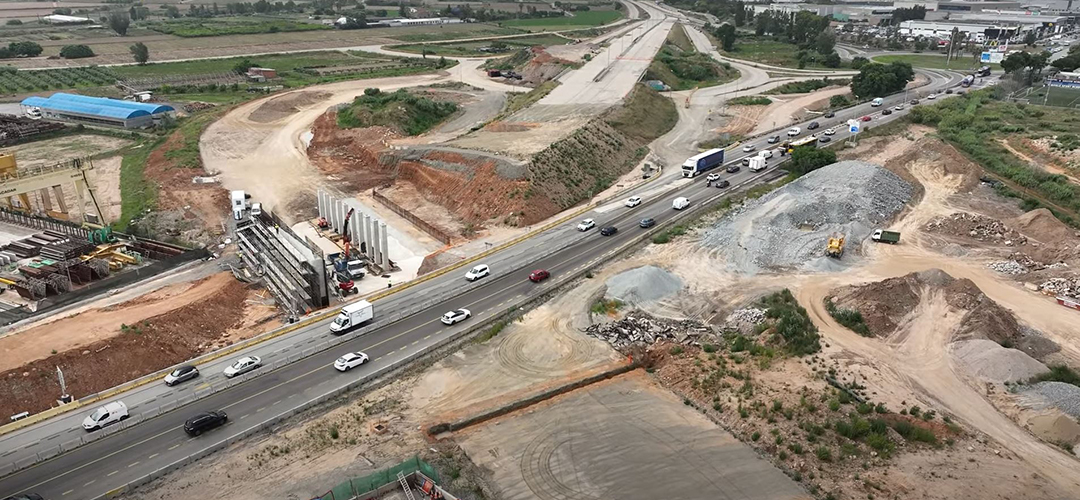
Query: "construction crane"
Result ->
[[825, 233, 845, 259]]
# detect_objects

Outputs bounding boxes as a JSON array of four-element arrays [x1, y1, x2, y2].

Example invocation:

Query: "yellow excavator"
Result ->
[[826, 233, 845, 259]]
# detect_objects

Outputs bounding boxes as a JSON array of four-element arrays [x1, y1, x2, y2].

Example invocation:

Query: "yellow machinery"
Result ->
[[0, 153, 103, 222], [826, 234, 845, 259]]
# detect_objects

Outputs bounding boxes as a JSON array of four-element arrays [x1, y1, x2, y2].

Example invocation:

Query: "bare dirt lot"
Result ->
[[0, 133, 131, 168], [0, 274, 276, 417]]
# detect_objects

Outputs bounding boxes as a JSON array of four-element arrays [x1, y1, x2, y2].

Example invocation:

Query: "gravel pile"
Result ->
[[925, 212, 1028, 246], [951, 339, 1049, 384], [723, 307, 767, 336], [583, 312, 711, 350], [700, 161, 913, 273], [1022, 382, 1080, 419], [604, 266, 683, 304], [1039, 276, 1080, 300], [988, 260, 1027, 275]]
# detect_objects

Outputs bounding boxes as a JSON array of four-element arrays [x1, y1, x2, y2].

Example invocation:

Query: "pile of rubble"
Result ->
[[182, 102, 216, 113], [925, 212, 1028, 246], [583, 312, 713, 350], [723, 307, 767, 336], [1038, 276, 1080, 299], [988, 260, 1027, 275]]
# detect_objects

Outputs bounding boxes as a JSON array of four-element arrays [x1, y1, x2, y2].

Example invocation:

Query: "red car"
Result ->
[[529, 269, 550, 282], [861, 115, 872, 122]]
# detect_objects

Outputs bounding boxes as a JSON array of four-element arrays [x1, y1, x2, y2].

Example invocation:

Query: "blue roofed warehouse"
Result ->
[[20, 93, 174, 129]]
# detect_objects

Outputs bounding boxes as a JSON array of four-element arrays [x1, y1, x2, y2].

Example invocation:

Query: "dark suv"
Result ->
[[184, 410, 227, 436]]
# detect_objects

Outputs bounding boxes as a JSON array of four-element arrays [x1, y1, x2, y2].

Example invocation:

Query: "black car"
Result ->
[[716, 179, 730, 188], [726, 165, 740, 173], [4, 494, 44, 500], [600, 226, 618, 236], [639, 218, 655, 228], [945, 89, 954, 94], [818, 136, 832, 143], [184, 410, 228, 436], [807, 121, 820, 130], [910, 99, 920, 105], [824, 111, 835, 118], [767, 135, 781, 144], [882, 108, 893, 115], [165, 364, 199, 386]]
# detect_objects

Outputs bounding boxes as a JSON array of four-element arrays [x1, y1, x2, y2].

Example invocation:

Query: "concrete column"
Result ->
[[379, 222, 389, 269], [39, 188, 52, 212], [316, 189, 325, 220], [74, 179, 88, 221], [52, 186, 68, 213], [364, 214, 374, 259], [331, 199, 343, 234], [350, 211, 361, 249], [370, 219, 379, 262]]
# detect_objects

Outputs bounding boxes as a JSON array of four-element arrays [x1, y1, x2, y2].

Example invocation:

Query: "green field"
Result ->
[[872, 54, 999, 71], [722, 37, 847, 70], [145, 19, 330, 37], [1027, 86, 1080, 108], [391, 27, 525, 42], [0, 66, 118, 94], [500, 10, 621, 30], [391, 34, 570, 56]]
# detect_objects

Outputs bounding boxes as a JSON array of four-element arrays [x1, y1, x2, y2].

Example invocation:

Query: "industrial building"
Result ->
[[19, 93, 174, 129]]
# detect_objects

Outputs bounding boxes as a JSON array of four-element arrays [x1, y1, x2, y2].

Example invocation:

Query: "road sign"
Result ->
[[848, 119, 860, 134]]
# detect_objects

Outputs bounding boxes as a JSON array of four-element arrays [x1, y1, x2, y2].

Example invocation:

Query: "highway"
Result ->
[[0, 65, 980, 498]]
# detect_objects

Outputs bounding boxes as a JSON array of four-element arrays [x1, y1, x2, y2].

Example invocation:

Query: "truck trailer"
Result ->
[[681, 149, 725, 178]]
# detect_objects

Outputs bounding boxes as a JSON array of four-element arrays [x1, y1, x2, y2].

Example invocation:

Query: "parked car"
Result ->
[[767, 135, 781, 144], [624, 196, 642, 208], [441, 308, 472, 325], [184, 410, 227, 437], [824, 111, 835, 118], [726, 165, 740, 173], [164, 365, 199, 387], [600, 226, 618, 236], [742, 144, 756, 152], [82, 401, 129, 431], [576, 219, 595, 231], [882, 108, 892, 115], [861, 115, 872, 122], [464, 264, 490, 281], [529, 269, 550, 282], [639, 218, 656, 228], [807, 121, 820, 130], [715, 179, 730, 188], [819, 136, 832, 143], [223, 356, 261, 378], [333, 351, 369, 372]]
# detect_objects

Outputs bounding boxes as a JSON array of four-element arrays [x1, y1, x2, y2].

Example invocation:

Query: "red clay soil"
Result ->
[[307, 112, 560, 226], [0, 279, 257, 418], [143, 125, 229, 244]]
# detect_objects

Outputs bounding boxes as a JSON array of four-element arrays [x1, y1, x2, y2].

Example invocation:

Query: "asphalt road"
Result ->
[[0, 59, 976, 500]]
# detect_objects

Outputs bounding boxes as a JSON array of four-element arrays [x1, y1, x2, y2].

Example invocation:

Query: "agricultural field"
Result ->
[[499, 9, 622, 30], [144, 19, 330, 37], [390, 34, 571, 56], [872, 54, 998, 72], [723, 36, 849, 70], [0, 66, 118, 94]]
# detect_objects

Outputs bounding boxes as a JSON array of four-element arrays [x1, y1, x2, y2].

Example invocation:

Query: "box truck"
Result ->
[[330, 300, 374, 334]]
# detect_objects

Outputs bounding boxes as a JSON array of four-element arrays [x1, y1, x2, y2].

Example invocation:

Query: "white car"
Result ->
[[624, 196, 642, 208], [706, 173, 720, 182], [333, 351, 369, 372], [82, 401, 128, 431], [742, 144, 756, 152], [464, 264, 490, 281], [441, 308, 471, 325], [894, 104, 905, 111], [577, 219, 595, 231], [824, 127, 837, 136], [759, 149, 774, 159], [787, 127, 801, 137], [223, 355, 262, 378], [928, 93, 937, 100]]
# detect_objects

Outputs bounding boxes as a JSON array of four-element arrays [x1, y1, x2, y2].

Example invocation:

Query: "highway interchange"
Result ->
[[0, 8, 984, 499]]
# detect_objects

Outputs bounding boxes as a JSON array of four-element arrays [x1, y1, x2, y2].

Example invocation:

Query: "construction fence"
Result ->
[[371, 188, 453, 245], [314, 456, 441, 500]]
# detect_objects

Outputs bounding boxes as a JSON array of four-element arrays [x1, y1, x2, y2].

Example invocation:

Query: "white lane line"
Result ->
[[168, 444, 180, 451], [107, 470, 119, 477], [148, 453, 158, 460], [62, 490, 73, 496], [127, 461, 139, 468]]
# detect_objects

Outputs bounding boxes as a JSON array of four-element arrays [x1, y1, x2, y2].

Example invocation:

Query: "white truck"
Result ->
[[871, 97, 884, 107], [672, 197, 690, 210], [748, 156, 767, 172], [330, 300, 374, 334], [231, 190, 247, 221]]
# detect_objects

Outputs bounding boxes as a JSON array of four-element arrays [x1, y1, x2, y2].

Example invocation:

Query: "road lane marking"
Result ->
[[62, 490, 73, 496], [107, 470, 118, 476], [84, 480, 95, 486], [272, 400, 281, 406], [148, 453, 158, 460], [256, 407, 265, 413], [411, 341, 418, 346], [240, 414, 249, 420], [168, 444, 180, 451], [128, 461, 139, 468]]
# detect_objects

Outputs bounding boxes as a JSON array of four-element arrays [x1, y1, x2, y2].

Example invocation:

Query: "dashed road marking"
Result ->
[[128, 461, 139, 468], [168, 444, 180, 451], [272, 400, 281, 406], [107, 470, 119, 477], [240, 414, 249, 420], [412, 341, 418, 346], [84, 480, 96, 487], [62, 490, 73, 496], [148, 453, 158, 460], [256, 407, 265, 413]]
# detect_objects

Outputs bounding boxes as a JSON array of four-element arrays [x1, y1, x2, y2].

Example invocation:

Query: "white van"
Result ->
[[787, 127, 801, 137], [871, 97, 884, 107], [759, 149, 773, 159], [672, 197, 690, 210], [82, 401, 129, 431]]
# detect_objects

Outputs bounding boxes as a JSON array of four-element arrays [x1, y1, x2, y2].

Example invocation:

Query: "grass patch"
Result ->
[[146, 19, 329, 37], [667, 23, 695, 52], [765, 78, 850, 95], [698, 133, 742, 150], [824, 298, 872, 337], [391, 27, 525, 43], [500, 10, 622, 30], [728, 96, 772, 105], [117, 138, 164, 232], [723, 36, 847, 70], [392, 35, 569, 57], [474, 320, 508, 344], [337, 88, 458, 136], [757, 289, 821, 356], [604, 82, 680, 141], [645, 39, 738, 91], [163, 110, 223, 169], [872, 54, 998, 72], [0, 66, 118, 93], [590, 298, 624, 315], [499, 80, 559, 118], [1030, 364, 1080, 387]]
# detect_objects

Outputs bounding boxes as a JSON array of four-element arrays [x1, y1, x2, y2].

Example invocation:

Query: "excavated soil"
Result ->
[[141, 126, 230, 246], [248, 91, 332, 124], [0, 279, 261, 417], [829, 268, 1027, 347]]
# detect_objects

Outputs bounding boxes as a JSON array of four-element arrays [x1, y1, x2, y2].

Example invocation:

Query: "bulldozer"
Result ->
[[825, 233, 845, 259]]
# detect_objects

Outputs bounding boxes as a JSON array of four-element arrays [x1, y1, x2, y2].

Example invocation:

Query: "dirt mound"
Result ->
[[1009, 208, 1080, 260], [831, 269, 1026, 346], [881, 135, 983, 195], [926, 212, 1028, 245], [951, 339, 1049, 384], [306, 112, 396, 191], [248, 91, 331, 124], [0, 279, 259, 418]]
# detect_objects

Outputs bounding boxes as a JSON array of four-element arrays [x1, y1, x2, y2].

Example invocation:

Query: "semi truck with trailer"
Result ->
[[682, 148, 725, 178]]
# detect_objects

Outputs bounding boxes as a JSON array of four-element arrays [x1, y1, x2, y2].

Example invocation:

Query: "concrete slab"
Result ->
[[0, 222, 40, 247], [457, 372, 810, 500]]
